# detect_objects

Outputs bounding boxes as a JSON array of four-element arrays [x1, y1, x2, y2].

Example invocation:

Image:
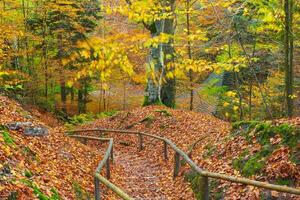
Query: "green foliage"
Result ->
[[233, 121, 299, 148], [69, 111, 118, 125], [209, 179, 224, 200], [69, 113, 96, 125], [1, 130, 15, 147], [21, 179, 61, 200], [7, 191, 18, 200], [142, 95, 163, 107], [96, 110, 118, 118], [185, 170, 203, 200], [24, 169, 33, 178], [185, 170, 223, 200], [72, 182, 92, 200], [233, 147, 272, 177], [65, 111, 118, 129], [203, 144, 217, 158], [275, 178, 294, 186]]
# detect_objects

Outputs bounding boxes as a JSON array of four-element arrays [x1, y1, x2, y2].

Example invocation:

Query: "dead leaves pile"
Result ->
[[0, 96, 112, 199], [80, 105, 299, 200]]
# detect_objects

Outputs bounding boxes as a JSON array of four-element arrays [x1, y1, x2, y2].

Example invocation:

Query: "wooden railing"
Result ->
[[67, 129, 300, 200], [68, 135, 133, 200]]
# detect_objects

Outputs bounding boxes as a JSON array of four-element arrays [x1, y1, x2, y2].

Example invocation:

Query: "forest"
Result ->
[[0, 0, 299, 200]]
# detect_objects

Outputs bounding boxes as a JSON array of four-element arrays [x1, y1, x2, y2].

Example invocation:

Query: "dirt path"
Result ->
[[114, 148, 168, 199]]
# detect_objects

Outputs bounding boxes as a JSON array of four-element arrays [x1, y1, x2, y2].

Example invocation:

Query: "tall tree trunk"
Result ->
[[144, 0, 176, 107], [186, 0, 193, 111], [284, 0, 294, 117], [58, 34, 67, 114]]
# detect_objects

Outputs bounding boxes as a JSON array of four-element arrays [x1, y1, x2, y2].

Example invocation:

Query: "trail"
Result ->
[[96, 135, 195, 200], [114, 147, 168, 199]]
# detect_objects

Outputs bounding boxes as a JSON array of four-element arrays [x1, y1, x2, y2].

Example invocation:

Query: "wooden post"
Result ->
[[198, 175, 209, 200], [163, 141, 168, 160], [138, 133, 143, 151], [111, 145, 114, 163], [106, 159, 110, 179], [173, 152, 180, 178], [94, 177, 101, 200]]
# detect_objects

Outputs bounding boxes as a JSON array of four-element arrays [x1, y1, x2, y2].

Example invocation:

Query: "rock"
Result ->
[[6, 122, 48, 136], [6, 122, 33, 130]]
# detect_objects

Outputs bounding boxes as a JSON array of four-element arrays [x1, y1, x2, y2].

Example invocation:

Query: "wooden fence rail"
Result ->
[[67, 129, 300, 200], [68, 135, 132, 200]]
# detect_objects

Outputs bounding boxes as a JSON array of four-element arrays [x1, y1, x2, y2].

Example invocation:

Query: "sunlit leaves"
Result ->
[[69, 36, 135, 86]]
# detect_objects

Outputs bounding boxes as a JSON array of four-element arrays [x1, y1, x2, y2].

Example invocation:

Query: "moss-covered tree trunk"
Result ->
[[144, 0, 175, 108]]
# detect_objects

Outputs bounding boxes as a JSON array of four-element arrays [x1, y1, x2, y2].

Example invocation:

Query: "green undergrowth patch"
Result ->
[[65, 111, 118, 130], [232, 121, 299, 178], [72, 182, 92, 200], [232, 121, 299, 148], [203, 144, 217, 158], [232, 145, 272, 177], [185, 170, 224, 200], [21, 179, 61, 200], [1, 130, 15, 147]]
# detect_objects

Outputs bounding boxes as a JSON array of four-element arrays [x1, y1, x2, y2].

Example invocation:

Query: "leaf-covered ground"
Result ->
[[80, 106, 299, 200], [0, 96, 119, 199], [1, 95, 299, 199]]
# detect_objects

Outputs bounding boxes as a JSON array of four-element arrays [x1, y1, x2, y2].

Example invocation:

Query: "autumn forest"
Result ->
[[0, 0, 299, 199]]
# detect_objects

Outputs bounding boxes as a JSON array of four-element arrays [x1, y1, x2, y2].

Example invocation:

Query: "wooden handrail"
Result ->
[[67, 129, 300, 198], [95, 173, 134, 200], [69, 134, 132, 200]]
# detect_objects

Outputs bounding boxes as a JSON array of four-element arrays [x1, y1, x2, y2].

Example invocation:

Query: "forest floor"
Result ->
[[1, 95, 299, 200]]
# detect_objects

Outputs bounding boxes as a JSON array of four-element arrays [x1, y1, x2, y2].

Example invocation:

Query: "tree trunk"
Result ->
[[186, 0, 193, 111], [58, 33, 67, 114], [284, 0, 294, 117], [144, 0, 176, 108]]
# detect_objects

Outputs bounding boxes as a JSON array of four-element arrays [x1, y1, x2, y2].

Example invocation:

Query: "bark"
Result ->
[[186, 0, 193, 111], [143, 0, 176, 108], [284, 0, 294, 117], [58, 34, 67, 113]]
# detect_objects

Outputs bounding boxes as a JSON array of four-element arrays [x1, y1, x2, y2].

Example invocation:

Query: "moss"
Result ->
[[203, 144, 217, 158], [275, 178, 294, 186], [155, 109, 172, 116], [276, 124, 299, 148], [24, 169, 33, 178], [142, 95, 163, 107], [209, 179, 224, 200], [21, 179, 61, 200], [233, 146, 272, 177], [1, 130, 15, 147], [72, 182, 92, 200], [185, 170, 205, 200], [232, 121, 299, 149], [185, 170, 223, 200]]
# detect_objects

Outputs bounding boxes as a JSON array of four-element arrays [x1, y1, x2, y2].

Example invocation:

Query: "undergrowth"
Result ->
[[65, 111, 118, 130], [21, 179, 61, 200], [232, 121, 299, 178]]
